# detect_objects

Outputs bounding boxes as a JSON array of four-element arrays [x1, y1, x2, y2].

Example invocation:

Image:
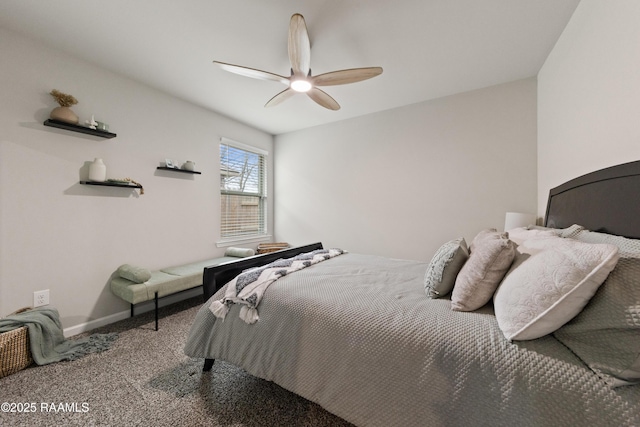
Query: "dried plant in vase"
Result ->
[[49, 89, 79, 124]]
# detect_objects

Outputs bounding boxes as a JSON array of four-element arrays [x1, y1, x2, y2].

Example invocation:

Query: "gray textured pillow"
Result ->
[[451, 229, 516, 312], [494, 236, 619, 341], [424, 238, 469, 298], [554, 229, 640, 387], [117, 264, 152, 283]]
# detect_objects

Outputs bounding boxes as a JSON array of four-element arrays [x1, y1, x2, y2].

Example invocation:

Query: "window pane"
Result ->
[[220, 140, 267, 239], [221, 194, 264, 237], [220, 144, 262, 195]]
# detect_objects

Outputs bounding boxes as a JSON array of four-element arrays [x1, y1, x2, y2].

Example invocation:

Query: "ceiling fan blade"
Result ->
[[288, 13, 311, 76], [312, 67, 383, 86], [265, 88, 296, 107], [307, 88, 340, 110], [213, 61, 290, 85]]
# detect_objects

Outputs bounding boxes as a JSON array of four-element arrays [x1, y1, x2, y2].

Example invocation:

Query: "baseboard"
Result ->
[[63, 310, 130, 337], [62, 287, 204, 337]]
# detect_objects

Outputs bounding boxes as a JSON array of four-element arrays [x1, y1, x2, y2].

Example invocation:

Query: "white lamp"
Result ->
[[504, 212, 536, 232]]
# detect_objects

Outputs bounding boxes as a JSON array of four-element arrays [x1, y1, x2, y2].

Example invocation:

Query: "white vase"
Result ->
[[89, 158, 107, 182], [182, 160, 196, 171]]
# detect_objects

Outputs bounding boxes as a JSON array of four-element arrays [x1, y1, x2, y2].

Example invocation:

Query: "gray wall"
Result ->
[[538, 0, 640, 216], [0, 28, 273, 332], [274, 78, 538, 261]]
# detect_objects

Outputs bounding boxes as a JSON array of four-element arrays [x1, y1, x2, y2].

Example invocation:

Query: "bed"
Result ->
[[184, 161, 640, 427]]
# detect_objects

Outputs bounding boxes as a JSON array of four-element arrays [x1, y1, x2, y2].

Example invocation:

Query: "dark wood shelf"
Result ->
[[156, 167, 201, 175], [44, 119, 117, 138], [80, 181, 142, 189]]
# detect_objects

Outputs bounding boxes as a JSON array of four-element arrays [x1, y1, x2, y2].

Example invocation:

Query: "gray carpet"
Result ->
[[0, 297, 354, 426]]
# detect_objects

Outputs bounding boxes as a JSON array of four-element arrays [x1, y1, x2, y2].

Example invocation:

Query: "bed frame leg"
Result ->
[[154, 292, 159, 331], [203, 358, 215, 372]]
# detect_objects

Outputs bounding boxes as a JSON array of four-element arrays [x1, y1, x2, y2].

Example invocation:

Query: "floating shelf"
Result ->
[[80, 181, 142, 189], [156, 167, 201, 175], [44, 119, 117, 139]]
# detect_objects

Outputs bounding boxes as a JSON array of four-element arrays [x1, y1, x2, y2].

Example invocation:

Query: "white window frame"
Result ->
[[217, 137, 270, 246]]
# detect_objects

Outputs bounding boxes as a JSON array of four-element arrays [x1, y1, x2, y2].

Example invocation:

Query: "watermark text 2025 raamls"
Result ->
[[1, 402, 89, 413]]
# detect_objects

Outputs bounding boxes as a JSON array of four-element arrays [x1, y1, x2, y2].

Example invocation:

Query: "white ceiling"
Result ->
[[0, 0, 580, 135]]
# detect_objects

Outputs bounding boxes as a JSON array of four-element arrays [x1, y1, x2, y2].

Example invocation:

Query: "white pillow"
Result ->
[[507, 226, 560, 246], [493, 236, 619, 341]]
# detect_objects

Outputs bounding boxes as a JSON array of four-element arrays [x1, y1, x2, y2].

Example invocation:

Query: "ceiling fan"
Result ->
[[213, 13, 383, 111]]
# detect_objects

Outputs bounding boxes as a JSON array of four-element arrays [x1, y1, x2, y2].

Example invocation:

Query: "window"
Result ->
[[219, 138, 267, 241]]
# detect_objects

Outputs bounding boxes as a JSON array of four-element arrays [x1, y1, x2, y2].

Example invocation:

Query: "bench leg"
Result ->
[[154, 291, 159, 331], [203, 358, 215, 372]]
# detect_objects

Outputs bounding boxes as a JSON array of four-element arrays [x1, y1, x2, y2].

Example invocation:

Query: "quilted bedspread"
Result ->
[[184, 253, 640, 427]]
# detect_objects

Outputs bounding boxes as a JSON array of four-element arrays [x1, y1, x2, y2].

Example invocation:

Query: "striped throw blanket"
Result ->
[[209, 248, 345, 324]]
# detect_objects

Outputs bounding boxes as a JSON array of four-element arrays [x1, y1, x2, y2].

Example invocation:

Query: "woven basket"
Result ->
[[0, 308, 34, 378], [257, 242, 290, 254]]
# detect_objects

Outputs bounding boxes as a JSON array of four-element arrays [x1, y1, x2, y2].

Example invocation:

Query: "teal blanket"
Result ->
[[0, 307, 117, 365]]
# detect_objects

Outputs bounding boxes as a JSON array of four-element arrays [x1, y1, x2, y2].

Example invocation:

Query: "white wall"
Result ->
[[0, 28, 273, 331], [538, 0, 640, 216], [274, 78, 538, 261]]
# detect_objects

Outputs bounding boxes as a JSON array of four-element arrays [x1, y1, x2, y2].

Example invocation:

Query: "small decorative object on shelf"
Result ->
[[85, 115, 98, 130], [88, 158, 107, 182], [49, 89, 79, 124], [110, 178, 144, 194], [158, 159, 200, 174], [182, 160, 196, 171], [96, 121, 109, 131]]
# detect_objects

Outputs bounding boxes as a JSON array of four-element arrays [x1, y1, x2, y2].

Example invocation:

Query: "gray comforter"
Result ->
[[184, 253, 640, 427]]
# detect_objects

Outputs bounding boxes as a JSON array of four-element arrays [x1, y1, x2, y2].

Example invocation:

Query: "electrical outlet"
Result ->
[[33, 289, 49, 307]]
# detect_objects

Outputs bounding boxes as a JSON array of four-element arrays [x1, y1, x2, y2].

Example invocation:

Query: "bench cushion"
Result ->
[[110, 256, 242, 305], [159, 257, 239, 277], [111, 271, 180, 304]]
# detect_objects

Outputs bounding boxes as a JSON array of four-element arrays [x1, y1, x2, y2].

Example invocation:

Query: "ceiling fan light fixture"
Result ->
[[213, 13, 382, 110], [290, 78, 312, 92]]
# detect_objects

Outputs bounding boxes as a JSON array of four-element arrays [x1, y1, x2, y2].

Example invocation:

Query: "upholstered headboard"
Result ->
[[544, 160, 640, 239]]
